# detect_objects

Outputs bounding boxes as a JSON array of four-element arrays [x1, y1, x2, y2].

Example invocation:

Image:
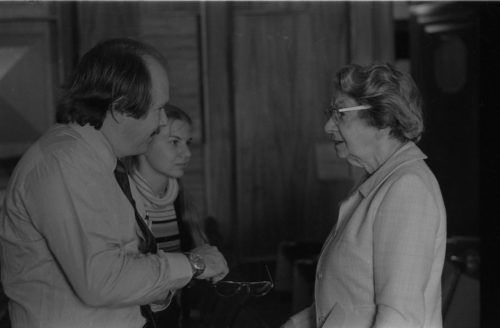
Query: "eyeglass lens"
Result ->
[[214, 265, 274, 297], [325, 105, 343, 121], [214, 281, 273, 297]]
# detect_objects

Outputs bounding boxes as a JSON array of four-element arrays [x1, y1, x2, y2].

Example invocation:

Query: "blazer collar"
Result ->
[[358, 141, 427, 198]]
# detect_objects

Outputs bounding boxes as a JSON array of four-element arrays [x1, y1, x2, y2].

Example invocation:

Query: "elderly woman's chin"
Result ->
[[346, 157, 365, 169], [333, 143, 349, 159], [334, 143, 364, 169]]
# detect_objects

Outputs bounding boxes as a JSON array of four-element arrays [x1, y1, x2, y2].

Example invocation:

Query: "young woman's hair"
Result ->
[[175, 183, 208, 250], [334, 63, 424, 142], [164, 103, 193, 126], [56, 38, 167, 129]]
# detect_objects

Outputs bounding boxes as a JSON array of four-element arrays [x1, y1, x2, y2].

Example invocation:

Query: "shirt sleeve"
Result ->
[[25, 155, 193, 307], [372, 174, 441, 328], [150, 291, 174, 312]]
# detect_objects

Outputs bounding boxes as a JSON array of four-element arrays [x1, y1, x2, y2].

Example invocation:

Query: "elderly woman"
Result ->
[[282, 63, 446, 328]]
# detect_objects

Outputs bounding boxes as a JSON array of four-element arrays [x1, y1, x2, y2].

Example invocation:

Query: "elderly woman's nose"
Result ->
[[324, 117, 338, 133]]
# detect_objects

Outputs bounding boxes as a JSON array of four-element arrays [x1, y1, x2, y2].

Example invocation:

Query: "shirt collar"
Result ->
[[358, 141, 427, 198], [70, 123, 117, 171]]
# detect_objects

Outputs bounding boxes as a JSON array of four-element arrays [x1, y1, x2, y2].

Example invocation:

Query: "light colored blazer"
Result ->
[[290, 142, 446, 328]]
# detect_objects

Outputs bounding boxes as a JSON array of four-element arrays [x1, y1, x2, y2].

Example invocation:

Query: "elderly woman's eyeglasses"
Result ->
[[213, 265, 274, 297], [325, 104, 371, 122]]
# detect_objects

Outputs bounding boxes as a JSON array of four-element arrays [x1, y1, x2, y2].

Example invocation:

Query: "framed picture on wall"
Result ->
[[0, 20, 58, 188], [0, 20, 57, 159]]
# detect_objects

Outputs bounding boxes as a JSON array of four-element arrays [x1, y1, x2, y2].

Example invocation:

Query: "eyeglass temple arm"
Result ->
[[338, 105, 371, 113], [264, 265, 274, 286]]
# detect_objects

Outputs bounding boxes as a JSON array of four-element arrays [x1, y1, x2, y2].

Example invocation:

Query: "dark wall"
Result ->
[[409, 2, 480, 237], [2, 1, 480, 262], [479, 3, 500, 326], [74, 1, 397, 259]]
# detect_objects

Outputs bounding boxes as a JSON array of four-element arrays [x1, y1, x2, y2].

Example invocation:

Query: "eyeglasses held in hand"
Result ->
[[213, 265, 274, 297]]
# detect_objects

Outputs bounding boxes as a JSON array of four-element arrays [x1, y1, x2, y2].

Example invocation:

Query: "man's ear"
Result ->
[[109, 96, 128, 124]]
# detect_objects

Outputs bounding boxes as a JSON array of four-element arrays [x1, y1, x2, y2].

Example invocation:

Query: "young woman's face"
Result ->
[[145, 119, 192, 178]]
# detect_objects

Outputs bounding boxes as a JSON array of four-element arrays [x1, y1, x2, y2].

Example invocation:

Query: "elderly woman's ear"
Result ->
[[375, 127, 392, 140]]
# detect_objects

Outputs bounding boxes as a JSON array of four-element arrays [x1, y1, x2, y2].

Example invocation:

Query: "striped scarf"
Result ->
[[130, 170, 181, 252]]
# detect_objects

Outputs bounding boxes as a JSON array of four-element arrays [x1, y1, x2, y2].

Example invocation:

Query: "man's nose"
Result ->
[[159, 109, 168, 127]]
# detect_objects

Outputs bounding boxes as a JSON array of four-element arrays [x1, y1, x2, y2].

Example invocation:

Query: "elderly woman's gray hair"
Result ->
[[334, 63, 424, 143]]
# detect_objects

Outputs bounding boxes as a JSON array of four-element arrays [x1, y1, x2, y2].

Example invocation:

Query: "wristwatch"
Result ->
[[185, 252, 206, 278]]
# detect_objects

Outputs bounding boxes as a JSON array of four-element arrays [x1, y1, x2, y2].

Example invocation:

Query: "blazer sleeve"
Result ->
[[286, 304, 316, 328], [372, 174, 441, 328]]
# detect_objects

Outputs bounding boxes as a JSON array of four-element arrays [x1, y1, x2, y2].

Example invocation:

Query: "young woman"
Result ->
[[128, 104, 211, 327]]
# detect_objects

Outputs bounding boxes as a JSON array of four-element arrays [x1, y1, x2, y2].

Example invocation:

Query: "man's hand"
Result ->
[[189, 245, 229, 283]]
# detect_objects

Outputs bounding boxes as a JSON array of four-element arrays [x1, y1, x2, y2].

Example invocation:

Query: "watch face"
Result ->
[[189, 253, 206, 277], [192, 254, 204, 269]]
